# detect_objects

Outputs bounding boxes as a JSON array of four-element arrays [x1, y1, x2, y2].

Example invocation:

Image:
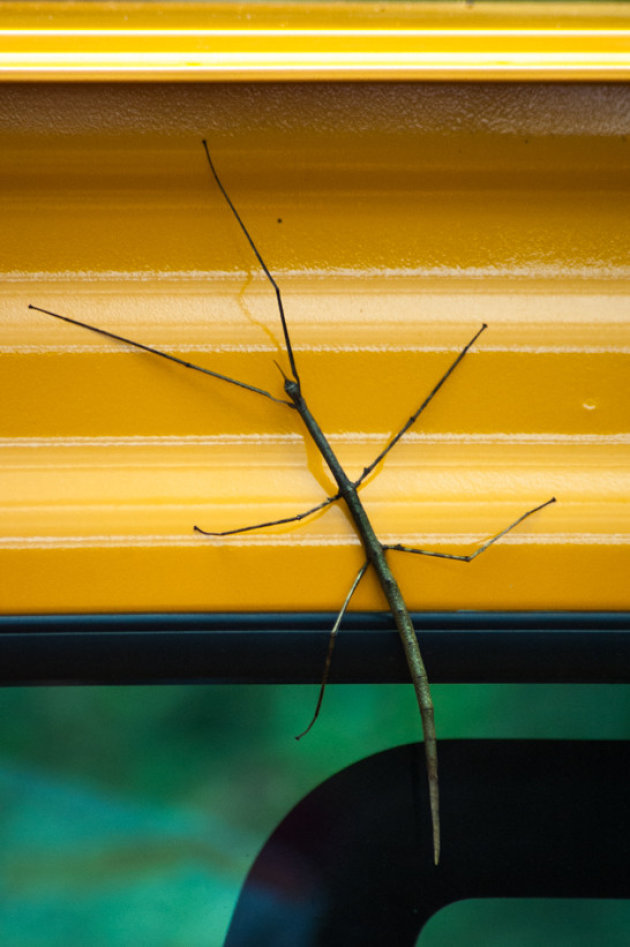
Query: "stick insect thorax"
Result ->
[[30, 140, 557, 869]]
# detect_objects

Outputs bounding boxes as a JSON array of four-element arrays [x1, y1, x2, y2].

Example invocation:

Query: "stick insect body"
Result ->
[[29, 140, 556, 866]]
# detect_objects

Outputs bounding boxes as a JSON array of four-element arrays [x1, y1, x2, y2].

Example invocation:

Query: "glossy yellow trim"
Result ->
[[1, 2, 630, 81], [2, 81, 630, 614]]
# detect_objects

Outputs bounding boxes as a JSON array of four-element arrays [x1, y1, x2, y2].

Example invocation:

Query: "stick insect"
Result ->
[[29, 140, 556, 866]]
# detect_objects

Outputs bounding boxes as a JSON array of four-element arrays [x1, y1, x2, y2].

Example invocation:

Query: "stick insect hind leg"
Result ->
[[383, 497, 556, 563]]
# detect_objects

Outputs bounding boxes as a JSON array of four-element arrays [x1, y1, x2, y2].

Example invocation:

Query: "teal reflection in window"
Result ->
[[1, 683, 629, 945], [420, 899, 630, 947]]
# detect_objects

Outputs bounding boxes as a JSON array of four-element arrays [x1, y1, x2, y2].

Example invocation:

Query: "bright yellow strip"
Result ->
[[1, 2, 630, 81], [2, 80, 630, 614]]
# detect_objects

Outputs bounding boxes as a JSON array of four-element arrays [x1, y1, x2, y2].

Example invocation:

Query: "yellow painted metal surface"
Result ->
[[1, 2, 630, 81], [1, 81, 630, 613]]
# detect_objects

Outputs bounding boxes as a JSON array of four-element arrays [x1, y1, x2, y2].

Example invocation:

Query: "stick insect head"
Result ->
[[273, 359, 301, 403]]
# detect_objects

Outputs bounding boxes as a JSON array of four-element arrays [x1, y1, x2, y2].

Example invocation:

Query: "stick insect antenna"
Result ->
[[201, 140, 300, 386]]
